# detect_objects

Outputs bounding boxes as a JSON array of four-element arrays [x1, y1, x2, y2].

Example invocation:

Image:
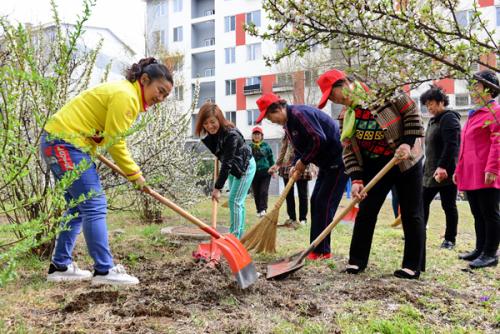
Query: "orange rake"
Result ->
[[98, 155, 257, 289]]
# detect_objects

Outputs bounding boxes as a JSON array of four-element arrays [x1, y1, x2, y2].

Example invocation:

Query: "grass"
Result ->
[[0, 194, 498, 333]]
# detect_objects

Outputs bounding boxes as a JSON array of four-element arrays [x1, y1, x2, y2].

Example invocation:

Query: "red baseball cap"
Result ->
[[256, 93, 281, 123], [252, 126, 263, 134], [317, 69, 347, 109]]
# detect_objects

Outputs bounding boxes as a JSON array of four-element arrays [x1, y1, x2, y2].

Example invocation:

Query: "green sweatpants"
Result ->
[[228, 157, 256, 239]]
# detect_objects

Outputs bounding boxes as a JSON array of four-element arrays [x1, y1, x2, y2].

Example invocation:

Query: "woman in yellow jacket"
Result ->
[[41, 57, 173, 285]]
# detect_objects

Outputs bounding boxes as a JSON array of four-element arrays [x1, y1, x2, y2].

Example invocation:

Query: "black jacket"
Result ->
[[202, 127, 252, 190], [423, 110, 461, 187]]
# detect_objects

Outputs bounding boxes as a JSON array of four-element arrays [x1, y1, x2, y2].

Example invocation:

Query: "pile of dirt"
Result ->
[[7, 259, 496, 333]]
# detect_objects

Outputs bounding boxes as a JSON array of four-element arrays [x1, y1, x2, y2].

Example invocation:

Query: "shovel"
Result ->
[[266, 157, 398, 280], [193, 158, 222, 265], [98, 155, 258, 289]]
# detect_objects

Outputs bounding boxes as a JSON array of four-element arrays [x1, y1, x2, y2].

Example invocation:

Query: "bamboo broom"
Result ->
[[241, 175, 296, 253]]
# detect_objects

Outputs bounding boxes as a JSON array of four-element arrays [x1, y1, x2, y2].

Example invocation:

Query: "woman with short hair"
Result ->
[[420, 85, 461, 250]]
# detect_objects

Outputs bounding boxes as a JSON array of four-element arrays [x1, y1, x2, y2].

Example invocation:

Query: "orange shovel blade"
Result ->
[[192, 240, 222, 262], [214, 234, 258, 289]]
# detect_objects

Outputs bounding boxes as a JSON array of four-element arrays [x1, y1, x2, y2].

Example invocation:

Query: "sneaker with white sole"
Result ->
[[91, 264, 139, 286], [47, 262, 92, 282]]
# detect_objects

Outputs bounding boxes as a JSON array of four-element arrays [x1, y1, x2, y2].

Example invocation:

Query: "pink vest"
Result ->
[[455, 101, 500, 191]]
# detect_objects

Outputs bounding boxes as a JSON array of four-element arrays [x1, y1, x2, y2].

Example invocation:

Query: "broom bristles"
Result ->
[[241, 209, 279, 253]]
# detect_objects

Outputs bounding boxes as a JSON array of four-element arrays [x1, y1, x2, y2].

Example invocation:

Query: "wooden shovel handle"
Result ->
[[302, 157, 398, 259], [98, 155, 222, 239], [211, 159, 219, 227]]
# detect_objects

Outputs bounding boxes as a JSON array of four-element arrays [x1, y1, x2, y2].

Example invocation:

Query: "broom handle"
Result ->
[[273, 174, 296, 210], [97, 155, 224, 239], [298, 157, 398, 261]]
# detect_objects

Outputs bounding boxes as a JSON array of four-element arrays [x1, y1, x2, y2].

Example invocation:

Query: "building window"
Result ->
[[173, 26, 183, 42], [174, 59, 183, 72], [455, 94, 470, 107], [246, 43, 261, 61], [225, 111, 236, 125], [191, 114, 198, 137], [153, 30, 166, 47], [225, 79, 236, 95], [224, 15, 236, 32], [470, 62, 479, 72], [174, 86, 183, 100], [246, 10, 261, 27], [276, 41, 285, 52], [225, 47, 236, 64], [456, 10, 473, 27], [246, 76, 261, 86], [173, 0, 182, 12], [247, 109, 260, 125], [497, 7, 500, 26], [154, 1, 167, 17]]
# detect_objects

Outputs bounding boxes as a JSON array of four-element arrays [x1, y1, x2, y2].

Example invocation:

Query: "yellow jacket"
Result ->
[[45, 80, 146, 181]]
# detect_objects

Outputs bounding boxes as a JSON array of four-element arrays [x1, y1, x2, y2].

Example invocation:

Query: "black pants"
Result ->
[[283, 176, 308, 221], [310, 164, 347, 254], [466, 188, 500, 257], [349, 158, 426, 272], [423, 184, 459, 243], [251, 171, 271, 213]]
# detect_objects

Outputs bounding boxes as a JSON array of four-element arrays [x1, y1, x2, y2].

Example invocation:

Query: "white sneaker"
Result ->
[[47, 262, 92, 282], [91, 264, 139, 286], [299, 220, 307, 226]]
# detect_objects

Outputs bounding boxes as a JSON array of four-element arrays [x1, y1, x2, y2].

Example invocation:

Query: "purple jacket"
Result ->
[[455, 100, 500, 191]]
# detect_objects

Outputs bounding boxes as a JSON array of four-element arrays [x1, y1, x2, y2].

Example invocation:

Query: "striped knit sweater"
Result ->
[[340, 92, 424, 180]]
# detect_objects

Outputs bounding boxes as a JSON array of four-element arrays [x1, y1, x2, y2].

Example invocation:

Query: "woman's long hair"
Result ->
[[195, 102, 234, 136]]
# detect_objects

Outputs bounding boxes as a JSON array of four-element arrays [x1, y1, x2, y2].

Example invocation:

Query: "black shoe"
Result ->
[[458, 249, 481, 261], [394, 269, 420, 280], [469, 254, 498, 269], [343, 265, 363, 274], [440, 240, 455, 250]]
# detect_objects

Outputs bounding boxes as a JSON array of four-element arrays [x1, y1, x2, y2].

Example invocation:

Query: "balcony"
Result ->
[[243, 84, 262, 95], [192, 20, 215, 50], [192, 0, 215, 20], [272, 81, 293, 93]]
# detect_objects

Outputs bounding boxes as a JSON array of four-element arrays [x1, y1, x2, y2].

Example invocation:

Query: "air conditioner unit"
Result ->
[[204, 9, 215, 16]]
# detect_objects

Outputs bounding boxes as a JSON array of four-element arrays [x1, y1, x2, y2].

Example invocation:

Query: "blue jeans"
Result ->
[[40, 133, 114, 271]]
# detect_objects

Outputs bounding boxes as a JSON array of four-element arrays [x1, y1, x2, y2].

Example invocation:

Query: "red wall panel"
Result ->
[[434, 78, 455, 94], [236, 78, 246, 110], [261, 74, 276, 94], [478, 0, 494, 7], [236, 14, 246, 46]]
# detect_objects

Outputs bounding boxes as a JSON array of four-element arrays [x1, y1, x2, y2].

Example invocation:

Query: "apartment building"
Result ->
[[145, 0, 499, 132], [144, 0, 333, 146]]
